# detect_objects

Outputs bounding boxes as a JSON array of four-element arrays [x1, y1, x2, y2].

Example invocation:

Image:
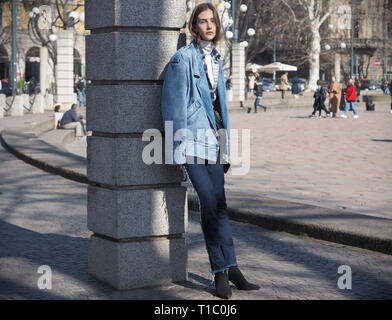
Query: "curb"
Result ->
[[187, 196, 392, 256], [2, 119, 392, 256]]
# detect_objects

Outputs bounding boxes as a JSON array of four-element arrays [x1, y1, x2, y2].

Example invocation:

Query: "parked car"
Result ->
[[260, 78, 276, 92], [357, 78, 380, 91], [0, 80, 12, 97], [290, 77, 308, 92]]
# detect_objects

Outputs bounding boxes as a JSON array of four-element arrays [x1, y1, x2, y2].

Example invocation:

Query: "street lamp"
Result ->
[[49, 34, 58, 42], [247, 28, 255, 37], [240, 41, 248, 48], [226, 30, 234, 40], [239, 4, 248, 13], [27, 2, 85, 106], [222, 1, 255, 105]]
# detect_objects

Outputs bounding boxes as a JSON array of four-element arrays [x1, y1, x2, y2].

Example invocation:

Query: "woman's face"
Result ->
[[195, 9, 216, 41]]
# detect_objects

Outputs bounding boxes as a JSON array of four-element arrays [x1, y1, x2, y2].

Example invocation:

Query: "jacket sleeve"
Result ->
[[161, 53, 190, 165]]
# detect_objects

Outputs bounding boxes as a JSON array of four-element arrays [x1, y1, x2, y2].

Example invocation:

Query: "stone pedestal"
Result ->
[[45, 93, 54, 110], [7, 96, 24, 117], [31, 94, 45, 114], [21, 94, 30, 111], [0, 94, 5, 118], [85, 0, 188, 290]]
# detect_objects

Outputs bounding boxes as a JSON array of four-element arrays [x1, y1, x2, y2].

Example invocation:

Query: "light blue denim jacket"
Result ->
[[161, 39, 230, 165]]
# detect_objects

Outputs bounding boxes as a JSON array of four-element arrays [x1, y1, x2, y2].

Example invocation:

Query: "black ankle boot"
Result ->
[[214, 271, 232, 299], [228, 266, 260, 291]]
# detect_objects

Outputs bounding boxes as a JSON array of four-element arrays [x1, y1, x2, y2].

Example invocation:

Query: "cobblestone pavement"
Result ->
[[65, 105, 392, 220], [226, 106, 392, 219], [0, 142, 391, 300]]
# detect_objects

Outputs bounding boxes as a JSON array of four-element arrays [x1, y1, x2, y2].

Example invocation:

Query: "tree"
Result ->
[[243, 0, 336, 90]]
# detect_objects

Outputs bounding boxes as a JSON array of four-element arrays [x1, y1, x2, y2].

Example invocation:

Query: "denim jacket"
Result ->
[[161, 39, 230, 165]]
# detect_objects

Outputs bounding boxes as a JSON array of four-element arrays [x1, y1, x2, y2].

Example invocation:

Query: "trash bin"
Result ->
[[363, 95, 375, 111]]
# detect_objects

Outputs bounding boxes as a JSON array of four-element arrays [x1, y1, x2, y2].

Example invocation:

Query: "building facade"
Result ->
[[324, 0, 392, 82], [0, 0, 86, 92]]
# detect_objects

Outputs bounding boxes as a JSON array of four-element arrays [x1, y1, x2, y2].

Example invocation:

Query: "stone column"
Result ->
[[40, 46, 49, 95], [334, 53, 341, 82], [56, 30, 76, 109], [85, 0, 188, 290], [232, 43, 245, 103]]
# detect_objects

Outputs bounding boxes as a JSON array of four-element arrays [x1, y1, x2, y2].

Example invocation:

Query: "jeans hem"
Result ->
[[211, 264, 238, 274]]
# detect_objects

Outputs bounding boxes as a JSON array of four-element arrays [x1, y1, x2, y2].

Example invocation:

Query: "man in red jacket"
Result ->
[[341, 79, 359, 119]]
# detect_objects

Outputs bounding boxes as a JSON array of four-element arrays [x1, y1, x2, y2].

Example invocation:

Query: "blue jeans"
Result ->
[[77, 90, 86, 107], [185, 151, 238, 274], [254, 96, 267, 111], [345, 101, 358, 116]]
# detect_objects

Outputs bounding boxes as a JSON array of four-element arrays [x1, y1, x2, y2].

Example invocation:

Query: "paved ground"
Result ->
[[1, 107, 392, 300], [0, 143, 391, 300], [225, 104, 392, 220], [66, 102, 392, 219]]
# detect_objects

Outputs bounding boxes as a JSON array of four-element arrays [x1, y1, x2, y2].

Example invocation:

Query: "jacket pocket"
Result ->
[[187, 99, 202, 120]]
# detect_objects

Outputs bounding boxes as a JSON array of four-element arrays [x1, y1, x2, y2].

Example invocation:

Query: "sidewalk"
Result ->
[[1, 111, 392, 300], [1, 108, 391, 256]]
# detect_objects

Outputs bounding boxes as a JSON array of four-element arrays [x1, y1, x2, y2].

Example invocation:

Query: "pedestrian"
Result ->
[[340, 82, 347, 111], [291, 75, 301, 99], [328, 76, 342, 118], [60, 104, 86, 138], [248, 72, 256, 93], [225, 74, 232, 90], [389, 80, 392, 114], [53, 104, 64, 129], [253, 74, 268, 113], [309, 80, 330, 118], [161, 2, 259, 300], [341, 79, 359, 119], [355, 78, 361, 103], [280, 72, 289, 99], [76, 76, 86, 107]]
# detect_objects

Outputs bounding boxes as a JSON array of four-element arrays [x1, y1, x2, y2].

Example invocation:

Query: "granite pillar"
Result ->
[[85, 0, 188, 290]]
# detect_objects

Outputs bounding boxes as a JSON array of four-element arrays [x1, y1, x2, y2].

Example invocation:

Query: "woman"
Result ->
[[280, 72, 289, 99], [341, 79, 359, 119], [53, 104, 64, 129], [161, 3, 259, 299], [328, 76, 342, 118]]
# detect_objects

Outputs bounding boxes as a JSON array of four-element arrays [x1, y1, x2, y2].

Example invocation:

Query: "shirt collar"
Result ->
[[197, 40, 221, 61]]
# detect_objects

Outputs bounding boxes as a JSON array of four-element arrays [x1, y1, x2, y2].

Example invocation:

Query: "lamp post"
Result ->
[[227, 1, 254, 106], [28, 2, 84, 108], [350, 3, 355, 79], [322, 5, 355, 82], [11, 0, 17, 96]]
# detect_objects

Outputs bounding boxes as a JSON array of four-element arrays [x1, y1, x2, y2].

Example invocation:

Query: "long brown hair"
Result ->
[[188, 3, 222, 45]]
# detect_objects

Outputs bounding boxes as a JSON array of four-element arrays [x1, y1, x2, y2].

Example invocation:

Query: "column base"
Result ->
[[88, 234, 187, 290]]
